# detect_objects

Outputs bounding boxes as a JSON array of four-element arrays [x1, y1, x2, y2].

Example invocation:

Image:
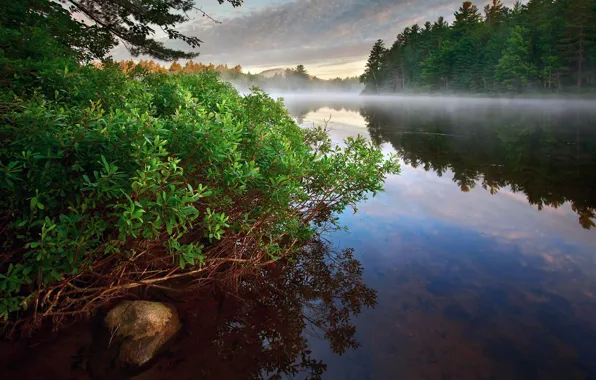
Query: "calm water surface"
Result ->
[[2, 95, 596, 380], [284, 95, 596, 380]]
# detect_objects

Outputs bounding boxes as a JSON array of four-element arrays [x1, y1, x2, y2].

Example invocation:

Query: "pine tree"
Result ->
[[363, 0, 596, 93], [432, 17, 450, 49], [12, 0, 245, 61], [559, 0, 595, 88], [421, 41, 454, 90], [524, 0, 565, 89], [453, 1, 483, 36], [384, 41, 404, 91], [495, 26, 536, 91], [485, 0, 505, 27], [296, 65, 309, 79], [360, 40, 387, 93]]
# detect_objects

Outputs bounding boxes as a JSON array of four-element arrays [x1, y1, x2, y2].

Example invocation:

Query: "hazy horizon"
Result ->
[[234, 90, 596, 110]]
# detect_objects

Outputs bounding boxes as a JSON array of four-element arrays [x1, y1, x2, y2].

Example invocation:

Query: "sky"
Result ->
[[112, 0, 522, 79]]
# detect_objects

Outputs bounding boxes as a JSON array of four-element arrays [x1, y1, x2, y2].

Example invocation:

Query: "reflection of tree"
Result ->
[[360, 107, 388, 146], [572, 205, 596, 229], [361, 105, 596, 229], [0, 241, 373, 379], [284, 98, 596, 229], [290, 107, 348, 125], [284, 99, 361, 126], [135, 240, 376, 380], [285, 102, 318, 124]]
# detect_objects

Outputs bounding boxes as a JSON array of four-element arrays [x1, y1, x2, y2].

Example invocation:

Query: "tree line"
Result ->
[[116, 60, 362, 93], [361, 0, 596, 94], [116, 60, 244, 74], [234, 65, 361, 93]]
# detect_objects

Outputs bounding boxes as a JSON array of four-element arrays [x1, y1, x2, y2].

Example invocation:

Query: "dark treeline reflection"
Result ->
[[287, 98, 596, 229], [135, 240, 375, 380], [0, 240, 374, 380]]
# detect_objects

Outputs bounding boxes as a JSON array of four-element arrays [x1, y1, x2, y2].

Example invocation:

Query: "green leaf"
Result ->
[[50, 269, 62, 281]]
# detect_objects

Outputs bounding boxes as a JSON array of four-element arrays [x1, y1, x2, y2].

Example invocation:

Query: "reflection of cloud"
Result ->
[[303, 108, 368, 129], [376, 165, 596, 249], [504, 232, 533, 240]]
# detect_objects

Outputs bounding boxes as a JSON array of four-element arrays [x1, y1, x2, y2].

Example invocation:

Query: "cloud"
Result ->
[[111, 0, 523, 78], [191, 0, 461, 75]]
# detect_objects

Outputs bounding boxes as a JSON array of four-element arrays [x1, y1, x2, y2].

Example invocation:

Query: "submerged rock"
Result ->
[[104, 300, 181, 367]]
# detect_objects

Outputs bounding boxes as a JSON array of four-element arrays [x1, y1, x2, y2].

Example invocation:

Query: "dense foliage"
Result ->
[[361, 0, 596, 93], [2, 0, 243, 61], [0, 1, 398, 327]]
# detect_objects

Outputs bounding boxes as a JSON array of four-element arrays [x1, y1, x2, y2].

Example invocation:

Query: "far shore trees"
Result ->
[[360, 0, 596, 93]]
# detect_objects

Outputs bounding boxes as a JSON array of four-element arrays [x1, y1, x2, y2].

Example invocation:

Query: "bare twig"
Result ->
[[192, 6, 222, 24]]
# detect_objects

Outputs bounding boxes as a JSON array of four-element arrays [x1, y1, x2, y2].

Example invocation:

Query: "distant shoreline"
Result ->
[[273, 92, 596, 105]]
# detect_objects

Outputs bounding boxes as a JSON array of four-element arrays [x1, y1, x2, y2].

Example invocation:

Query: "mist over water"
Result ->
[[279, 94, 596, 379], [274, 92, 596, 113]]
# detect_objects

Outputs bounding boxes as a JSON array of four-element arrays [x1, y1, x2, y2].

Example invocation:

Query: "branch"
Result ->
[[193, 6, 222, 24]]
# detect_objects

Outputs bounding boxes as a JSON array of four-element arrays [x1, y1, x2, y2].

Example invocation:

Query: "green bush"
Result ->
[[0, 65, 399, 324]]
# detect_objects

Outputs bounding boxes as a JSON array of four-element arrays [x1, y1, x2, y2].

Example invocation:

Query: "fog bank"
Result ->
[[268, 93, 596, 114]]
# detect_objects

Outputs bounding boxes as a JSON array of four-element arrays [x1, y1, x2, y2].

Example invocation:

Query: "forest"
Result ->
[[361, 0, 596, 94]]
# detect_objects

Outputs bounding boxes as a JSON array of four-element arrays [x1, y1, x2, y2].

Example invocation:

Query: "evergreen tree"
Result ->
[[451, 2, 485, 90], [453, 1, 483, 36], [495, 26, 537, 91], [360, 39, 387, 93], [433, 16, 450, 49], [296, 65, 309, 79], [524, 0, 565, 89], [292, 64, 310, 90], [1, 0, 113, 61], [485, 0, 505, 27], [363, 0, 596, 93], [421, 41, 454, 90], [559, 0, 596, 88]]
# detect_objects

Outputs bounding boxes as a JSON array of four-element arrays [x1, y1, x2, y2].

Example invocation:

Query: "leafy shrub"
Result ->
[[0, 66, 399, 326]]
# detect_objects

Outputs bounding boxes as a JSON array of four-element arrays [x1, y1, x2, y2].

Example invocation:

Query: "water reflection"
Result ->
[[322, 212, 596, 379], [285, 96, 596, 229], [4, 96, 596, 380], [0, 240, 375, 380], [282, 95, 596, 379], [133, 241, 375, 380]]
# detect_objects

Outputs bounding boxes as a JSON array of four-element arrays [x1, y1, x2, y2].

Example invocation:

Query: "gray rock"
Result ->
[[104, 300, 181, 367]]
